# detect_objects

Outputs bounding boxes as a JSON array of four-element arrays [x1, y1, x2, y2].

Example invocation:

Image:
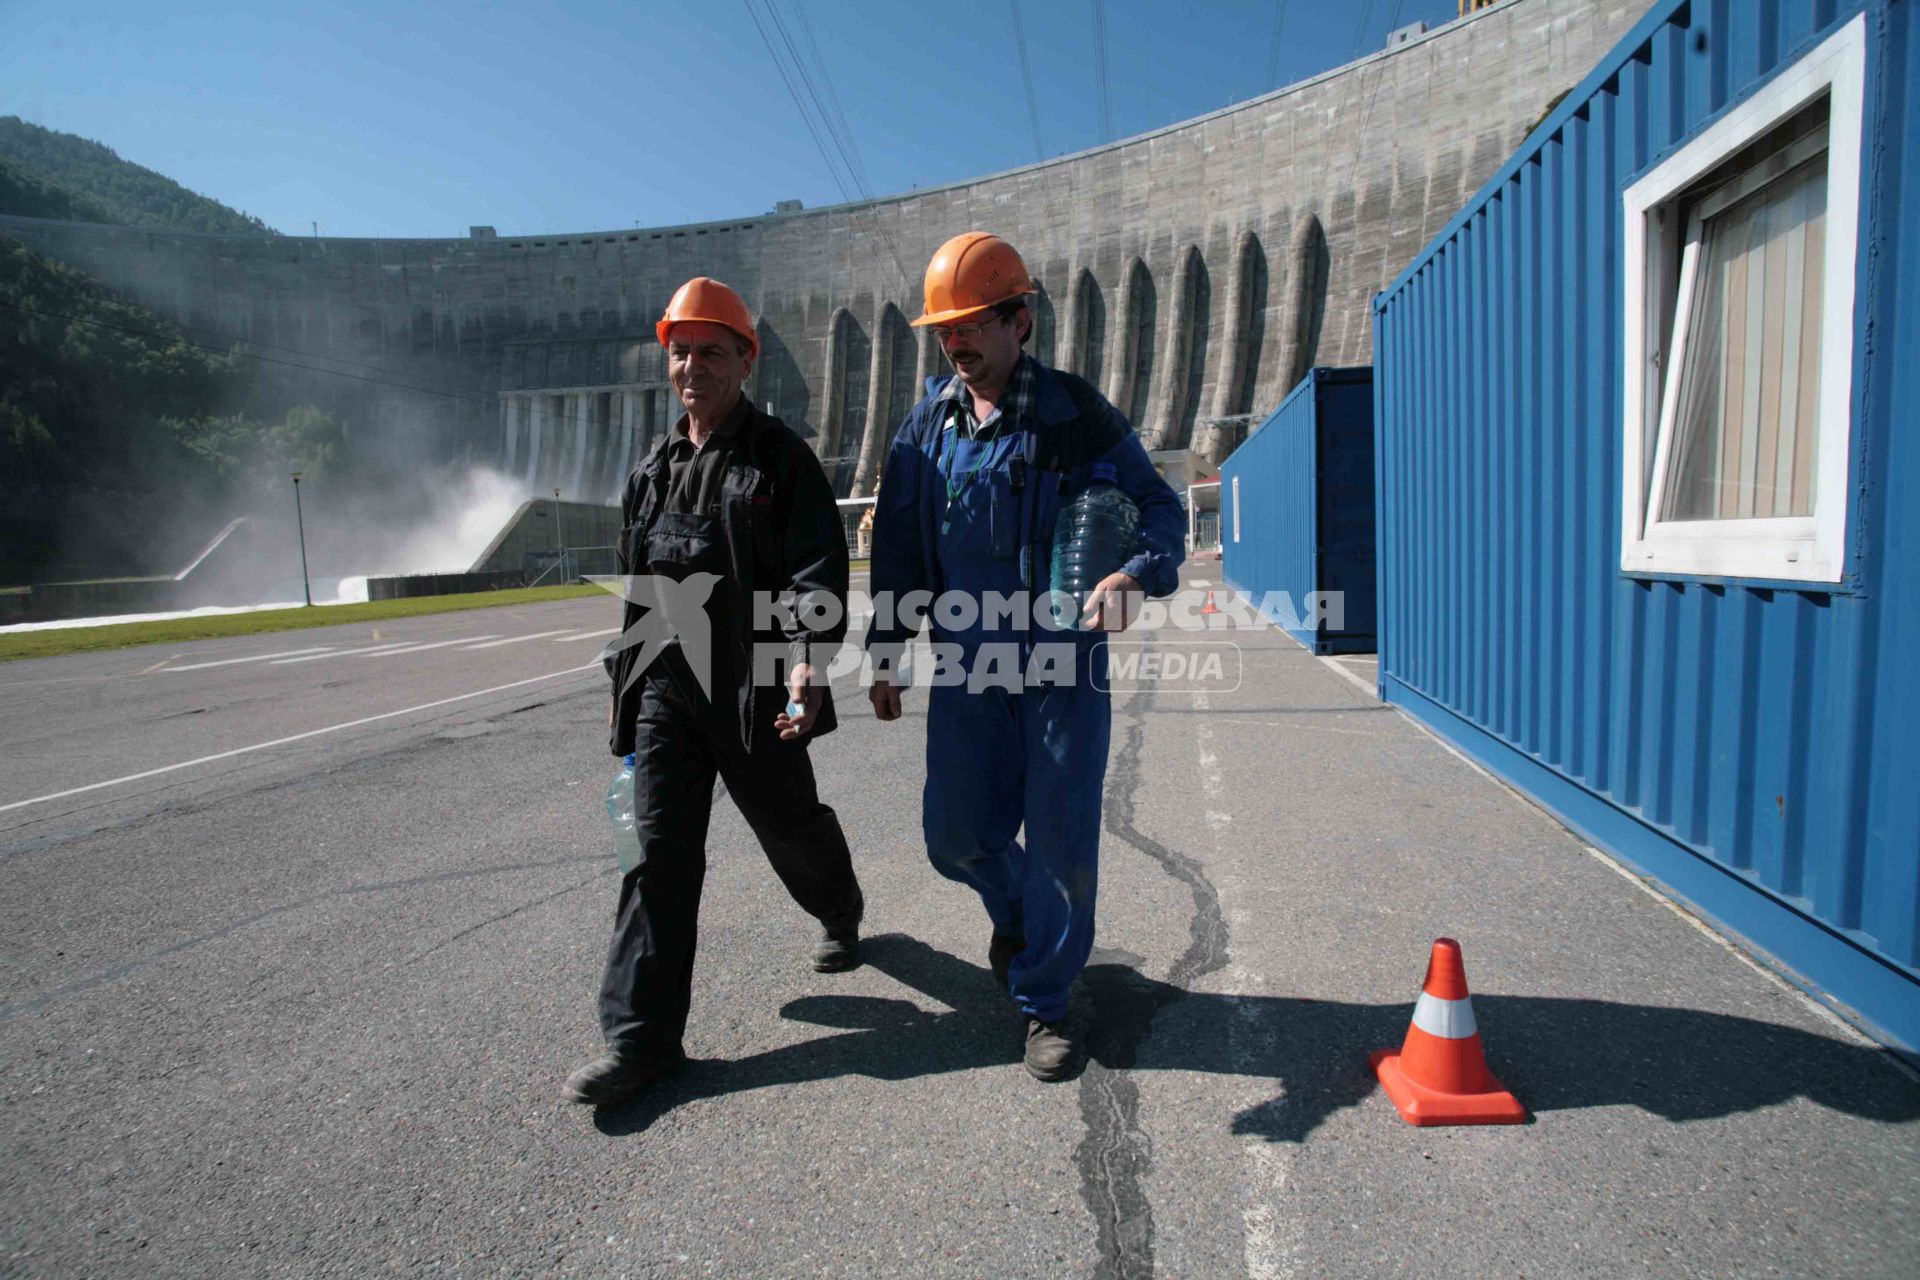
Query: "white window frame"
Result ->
[[1620, 15, 1865, 584]]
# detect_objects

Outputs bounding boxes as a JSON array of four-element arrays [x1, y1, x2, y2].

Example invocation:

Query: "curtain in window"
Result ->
[[1661, 161, 1827, 521]]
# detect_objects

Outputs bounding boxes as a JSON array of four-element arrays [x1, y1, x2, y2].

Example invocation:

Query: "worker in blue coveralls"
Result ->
[[865, 232, 1185, 1081]]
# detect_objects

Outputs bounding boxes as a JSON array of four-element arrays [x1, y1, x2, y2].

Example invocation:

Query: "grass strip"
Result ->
[[0, 583, 607, 664]]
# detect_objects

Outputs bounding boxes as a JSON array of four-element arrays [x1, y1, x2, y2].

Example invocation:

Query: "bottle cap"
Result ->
[[624, 753, 636, 767], [1090, 462, 1119, 484]]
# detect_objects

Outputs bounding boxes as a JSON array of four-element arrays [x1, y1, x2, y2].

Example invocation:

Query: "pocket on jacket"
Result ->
[[644, 511, 728, 576]]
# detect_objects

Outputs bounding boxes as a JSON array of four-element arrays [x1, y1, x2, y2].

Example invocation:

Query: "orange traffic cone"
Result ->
[[1370, 938, 1527, 1126], [1199, 590, 1221, 616]]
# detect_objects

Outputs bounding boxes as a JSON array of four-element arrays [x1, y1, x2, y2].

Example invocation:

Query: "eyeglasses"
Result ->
[[930, 313, 1010, 343]]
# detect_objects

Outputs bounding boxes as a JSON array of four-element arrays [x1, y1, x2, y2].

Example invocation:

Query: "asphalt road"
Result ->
[[3, 578, 1917, 1278]]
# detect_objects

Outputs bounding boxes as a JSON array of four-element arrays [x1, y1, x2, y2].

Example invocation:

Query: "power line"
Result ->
[[1348, 0, 1380, 62], [1338, 0, 1407, 201], [1091, 0, 1114, 143], [791, 2, 869, 191], [742, 0, 860, 204], [768, 4, 900, 233], [779, 1, 917, 290], [740, 0, 914, 290], [1010, 0, 1046, 161], [767, 1, 866, 194], [1266, 0, 1291, 88]]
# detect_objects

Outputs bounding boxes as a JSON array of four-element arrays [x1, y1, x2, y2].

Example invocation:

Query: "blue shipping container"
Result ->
[[1373, 0, 1920, 1056], [1221, 367, 1377, 654]]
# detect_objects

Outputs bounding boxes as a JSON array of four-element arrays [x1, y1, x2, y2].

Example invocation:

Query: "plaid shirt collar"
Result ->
[[934, 353, 1039, 440]]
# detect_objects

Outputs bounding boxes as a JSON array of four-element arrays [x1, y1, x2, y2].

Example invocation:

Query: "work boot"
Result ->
[[1024, 1018, 1075, 1082], [560, 1043, 685, 1107], [811, 891, 863, 972], [811, 922, 861, 973], [988, 931, 1025, 992]]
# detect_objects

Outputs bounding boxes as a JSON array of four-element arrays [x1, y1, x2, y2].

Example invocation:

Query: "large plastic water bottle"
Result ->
[[605, 753, 643, 874], [1049, 462, 1140, 628]]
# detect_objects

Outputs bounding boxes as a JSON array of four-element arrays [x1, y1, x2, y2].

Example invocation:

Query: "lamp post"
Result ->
[[290, 471, 313, 607], [552, 488, 564, 580]]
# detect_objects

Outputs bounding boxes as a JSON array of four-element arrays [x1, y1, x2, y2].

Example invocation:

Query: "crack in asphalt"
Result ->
[[1075, 680, 1231, 1279], [403, 865, 611, 966]]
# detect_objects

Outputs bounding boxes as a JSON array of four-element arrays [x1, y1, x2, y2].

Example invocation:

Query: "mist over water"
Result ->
[[348, 467, 529, 579], [8, 466, 574, 632], [261, 463, 539, 586]]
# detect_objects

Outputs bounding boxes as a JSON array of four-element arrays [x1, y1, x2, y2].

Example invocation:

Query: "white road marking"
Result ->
[[460, 630, 578, 650], [1193, 688, 1302, 1278], [165, 646, 335, 672], [554, 627, 619, 642], [270, 642, 424, 665], [349, 636, 497, 657], [1196, 701, 1233, 834], [1243, 1142, 1302, 1279], [0, 663, 601, 816]]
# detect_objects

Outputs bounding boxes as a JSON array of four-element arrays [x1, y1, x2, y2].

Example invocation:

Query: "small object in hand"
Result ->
[[786, 698, 806, 719]]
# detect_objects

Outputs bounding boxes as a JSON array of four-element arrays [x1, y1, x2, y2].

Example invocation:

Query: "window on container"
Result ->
[[1657, 116, 1828, 523], [1620, 16, 1864, 585]]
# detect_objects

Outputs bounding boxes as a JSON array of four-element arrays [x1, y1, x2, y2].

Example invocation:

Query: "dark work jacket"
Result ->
[[607, 398, 848, 756]]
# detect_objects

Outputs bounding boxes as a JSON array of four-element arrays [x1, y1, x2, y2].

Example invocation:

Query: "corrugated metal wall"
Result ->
[[1373, 0, 1919, 1052], [1221, 367, 1376, 653]]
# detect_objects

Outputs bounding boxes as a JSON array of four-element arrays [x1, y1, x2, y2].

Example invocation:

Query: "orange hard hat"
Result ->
[[912, 232, 1035, 327], [656, 276, 759, 357]]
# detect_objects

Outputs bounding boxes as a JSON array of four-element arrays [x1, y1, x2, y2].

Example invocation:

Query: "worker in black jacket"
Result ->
[[564, 277, 865, 1108]]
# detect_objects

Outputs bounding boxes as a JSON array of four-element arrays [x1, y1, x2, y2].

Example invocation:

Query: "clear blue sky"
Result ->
[[1, 0, 1465, 238]]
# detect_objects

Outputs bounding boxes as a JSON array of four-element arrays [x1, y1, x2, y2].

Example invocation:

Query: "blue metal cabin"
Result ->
[[1221, 367, 1378, 654], [1372, 0, 1919, 1057]]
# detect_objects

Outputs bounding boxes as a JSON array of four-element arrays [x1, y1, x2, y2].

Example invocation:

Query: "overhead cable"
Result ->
[[741, 0, 915, 290], [1092, 0, 1114, 143], [1266, 0, 1291, 88], [1339, 0, 1408, 200], [1011, 0, 1046, 161]]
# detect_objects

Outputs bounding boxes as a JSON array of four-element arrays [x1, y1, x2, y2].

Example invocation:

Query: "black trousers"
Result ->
[[598, 654, 863, 1053]]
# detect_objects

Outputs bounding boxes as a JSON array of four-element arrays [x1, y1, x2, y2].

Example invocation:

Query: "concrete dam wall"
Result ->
[[0, 0, 1649, 503]]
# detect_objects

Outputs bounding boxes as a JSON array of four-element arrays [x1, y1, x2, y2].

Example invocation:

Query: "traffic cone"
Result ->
[[1199, 590, 1221, 616], [1370, 938, 1527, 1126]]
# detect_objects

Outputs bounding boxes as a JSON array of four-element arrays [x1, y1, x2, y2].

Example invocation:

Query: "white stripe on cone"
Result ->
[[1411, 991, 1478, 1039]]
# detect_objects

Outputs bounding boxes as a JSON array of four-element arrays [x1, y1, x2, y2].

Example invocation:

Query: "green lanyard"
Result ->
[[938, 410, 991, 537]]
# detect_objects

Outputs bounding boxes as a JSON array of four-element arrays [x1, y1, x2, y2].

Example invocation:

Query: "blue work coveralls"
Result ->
[[867, 355, 1184, 1023]]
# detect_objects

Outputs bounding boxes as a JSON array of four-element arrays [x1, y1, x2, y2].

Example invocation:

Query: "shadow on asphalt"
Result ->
[[591, 933, 1919, 1138]]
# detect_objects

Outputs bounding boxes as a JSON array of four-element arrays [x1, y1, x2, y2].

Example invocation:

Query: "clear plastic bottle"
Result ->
[[1049, 462, 1140, 628], [605, 753, 643, 874]]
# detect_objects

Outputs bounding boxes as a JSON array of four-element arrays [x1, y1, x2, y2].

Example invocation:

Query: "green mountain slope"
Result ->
[[0, 116, 277, 235], [0, 157, 116, 223]]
